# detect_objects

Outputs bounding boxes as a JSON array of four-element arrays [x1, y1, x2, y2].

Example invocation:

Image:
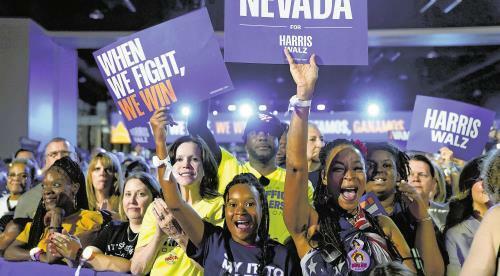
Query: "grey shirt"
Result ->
[[13, 184, 42, 219], [445, 215, 480, 276]]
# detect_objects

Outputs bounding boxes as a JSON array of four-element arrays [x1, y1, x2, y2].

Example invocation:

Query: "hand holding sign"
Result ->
[[285, 48, 318, 100]]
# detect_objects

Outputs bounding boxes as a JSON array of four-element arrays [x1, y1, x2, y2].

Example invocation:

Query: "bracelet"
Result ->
[[48, 226, 63, 233], [287, 95, 312, 114], [152, 156, 174, 181], [29, 247, 43, 262], [415, 216, 432, 223]]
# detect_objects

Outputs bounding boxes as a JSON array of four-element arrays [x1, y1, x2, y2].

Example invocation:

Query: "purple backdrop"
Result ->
[[407, 95, 496, 161], [225, 0, 368, 65], [93, 8, 233, 147]]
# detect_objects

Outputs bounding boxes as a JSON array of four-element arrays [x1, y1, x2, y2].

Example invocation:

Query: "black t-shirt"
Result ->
[[92, 221, 138, 259], [186, 221, 300, 275]]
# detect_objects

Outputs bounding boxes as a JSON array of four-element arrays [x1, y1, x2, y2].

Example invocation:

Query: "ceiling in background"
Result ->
[[2, 0, 500, 115]]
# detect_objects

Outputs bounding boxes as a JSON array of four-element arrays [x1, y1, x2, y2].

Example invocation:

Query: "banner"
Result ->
[[407, 95, 496, 161], [225, 0, 368, 65], [93, 8, 233, 147], [160, 111, 411, 145]]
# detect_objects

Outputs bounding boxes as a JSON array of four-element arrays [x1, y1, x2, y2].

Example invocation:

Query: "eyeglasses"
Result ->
[[46, 150, 72, 159], [8, 172, 28, 179]]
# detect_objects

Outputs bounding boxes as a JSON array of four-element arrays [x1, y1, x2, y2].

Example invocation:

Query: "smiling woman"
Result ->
[[144, 108, 299, 276], [53, 172, 162, 273], [3, 157, 106, 264]]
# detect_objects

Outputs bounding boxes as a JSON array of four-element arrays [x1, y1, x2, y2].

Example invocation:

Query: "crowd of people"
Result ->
[[0, 52, 498, 275]]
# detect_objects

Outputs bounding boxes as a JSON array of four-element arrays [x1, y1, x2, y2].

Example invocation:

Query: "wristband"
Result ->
[[287, 95, 312, 114], [29, 247, 43, 262], [415, 216, 432, 223], [152, 156, 173, 180], [81, 247, 96, 262]]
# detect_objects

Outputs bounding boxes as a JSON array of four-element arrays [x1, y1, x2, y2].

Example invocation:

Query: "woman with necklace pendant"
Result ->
[[50, 172, 160, 272], [282, 49, 415, 275]]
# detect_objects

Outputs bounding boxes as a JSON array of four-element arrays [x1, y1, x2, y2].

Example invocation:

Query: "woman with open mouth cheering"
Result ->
[[282, 49, 415, 275]]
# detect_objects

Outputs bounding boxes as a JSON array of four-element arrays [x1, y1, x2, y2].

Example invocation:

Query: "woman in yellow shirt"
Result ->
[[4, 156, 105, 264], [131, 116, 223, 276]]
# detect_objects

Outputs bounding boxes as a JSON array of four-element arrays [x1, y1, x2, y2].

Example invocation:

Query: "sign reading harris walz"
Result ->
[[93, 8, 233, 148], [407, 95, 496, 161], [225, 0, 368, 65]]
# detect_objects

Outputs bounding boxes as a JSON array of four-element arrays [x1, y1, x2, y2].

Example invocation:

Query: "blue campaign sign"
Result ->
[[407, 95, 496, 161], [93, 8, 233, 147], [225, 0, 368, 65]]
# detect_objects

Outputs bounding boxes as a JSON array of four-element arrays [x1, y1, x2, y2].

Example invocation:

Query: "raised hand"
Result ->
[[149, 108, 177, 142], [284, 48, 318, 100]]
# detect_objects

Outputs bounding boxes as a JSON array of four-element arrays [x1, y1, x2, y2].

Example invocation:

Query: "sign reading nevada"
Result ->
[[225, 0, 368, 65]]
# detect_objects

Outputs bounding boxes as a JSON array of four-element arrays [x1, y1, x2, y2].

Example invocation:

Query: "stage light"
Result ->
[[239, 103, 253, 118], [367, 103, 381, 117], [228, 104, 237, 112], [272, 110, 278, 115], [212, 110, 218, 116], [258, 105, 267, 111], [317, 104, 326, 111], [181, 105, 191, 117]]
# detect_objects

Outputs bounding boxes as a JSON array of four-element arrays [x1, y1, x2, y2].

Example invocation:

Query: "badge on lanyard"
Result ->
[[348, 239, 370, 272]]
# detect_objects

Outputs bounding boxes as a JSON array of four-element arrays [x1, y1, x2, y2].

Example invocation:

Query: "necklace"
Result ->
[[127, 226, 139, 242]]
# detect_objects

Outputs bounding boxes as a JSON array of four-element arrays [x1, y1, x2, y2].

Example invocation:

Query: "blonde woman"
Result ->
[[86, 152, 122, 213]]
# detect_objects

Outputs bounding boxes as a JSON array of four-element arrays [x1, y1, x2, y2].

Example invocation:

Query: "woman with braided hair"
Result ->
[[283, 49, 414, 275], [4, 156, 107, 264], [366, 143, 445, 275], [148, 109, 299, 276]]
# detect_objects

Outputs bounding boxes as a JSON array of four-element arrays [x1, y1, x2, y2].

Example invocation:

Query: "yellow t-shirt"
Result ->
[[217, 148, 315, 244], [16, 210, 103, 251], [136, 197, 224, 276]]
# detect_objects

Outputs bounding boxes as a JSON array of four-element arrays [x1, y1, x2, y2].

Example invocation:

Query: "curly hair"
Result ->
[[312, 139, 367, 262], [366, 142, 410, 182], [481, 149, 499, 203], [168, 135, 219, 199], [221, 173, 271, 276]]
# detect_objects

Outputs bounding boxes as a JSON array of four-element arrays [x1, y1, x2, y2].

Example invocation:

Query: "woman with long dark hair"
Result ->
[[444, 155, 489, 275], [455, 149, 499, 275], [131, 113, 224, 276], [4, 157, 105, 263], [146, 109, 299, 276], [282, 49, 413, 275]]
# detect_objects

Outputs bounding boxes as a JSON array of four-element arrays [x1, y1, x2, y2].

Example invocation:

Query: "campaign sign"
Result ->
[[93, 8, 233, 147], [225, 0, 368, 65], [360, 192, 387, 217], [407, 96, 496, 161]]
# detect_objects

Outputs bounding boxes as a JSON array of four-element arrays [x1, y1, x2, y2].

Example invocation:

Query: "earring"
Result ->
[[73, 194, 77, 208]]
